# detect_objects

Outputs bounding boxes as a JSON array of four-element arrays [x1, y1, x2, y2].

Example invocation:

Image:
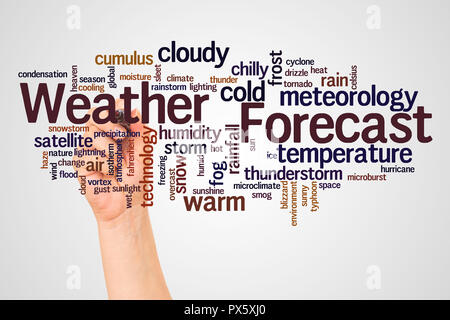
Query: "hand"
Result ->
[[73, 99, 171, 299], [75, 99, 146, 222]]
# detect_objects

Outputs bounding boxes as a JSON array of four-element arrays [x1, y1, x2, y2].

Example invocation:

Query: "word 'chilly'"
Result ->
[[20, 81, 209, 125]]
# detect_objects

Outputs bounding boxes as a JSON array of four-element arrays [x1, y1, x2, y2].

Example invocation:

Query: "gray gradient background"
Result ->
[[0, 0, 449, 299]]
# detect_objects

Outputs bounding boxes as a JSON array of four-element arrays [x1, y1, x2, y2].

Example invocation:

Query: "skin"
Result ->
[[74, 100, 171, 300]]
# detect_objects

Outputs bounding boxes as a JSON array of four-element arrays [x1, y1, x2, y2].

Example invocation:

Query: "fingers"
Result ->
[[82, 109, 129, 170], [129, 108, 144, 134], [84, 128, 119, 156], [75, 154, 112, 177], [128, 108, 146, 156], [75, 101, 137, 184], [89, 118, 127, 141], [86, 99, 128, 138]]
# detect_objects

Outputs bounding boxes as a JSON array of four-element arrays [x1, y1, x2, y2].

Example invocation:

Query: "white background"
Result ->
[[0, 0, 449, 299]]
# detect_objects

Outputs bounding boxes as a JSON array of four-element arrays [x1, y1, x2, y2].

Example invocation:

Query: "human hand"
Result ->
[[74, 99, 146, 222]]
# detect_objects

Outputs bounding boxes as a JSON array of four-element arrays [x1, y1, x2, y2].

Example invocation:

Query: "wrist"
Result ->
[[96, 205, 149, 232]]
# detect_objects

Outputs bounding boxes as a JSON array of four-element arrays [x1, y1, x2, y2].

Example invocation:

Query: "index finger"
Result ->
[[87, 99, 128, 138]]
